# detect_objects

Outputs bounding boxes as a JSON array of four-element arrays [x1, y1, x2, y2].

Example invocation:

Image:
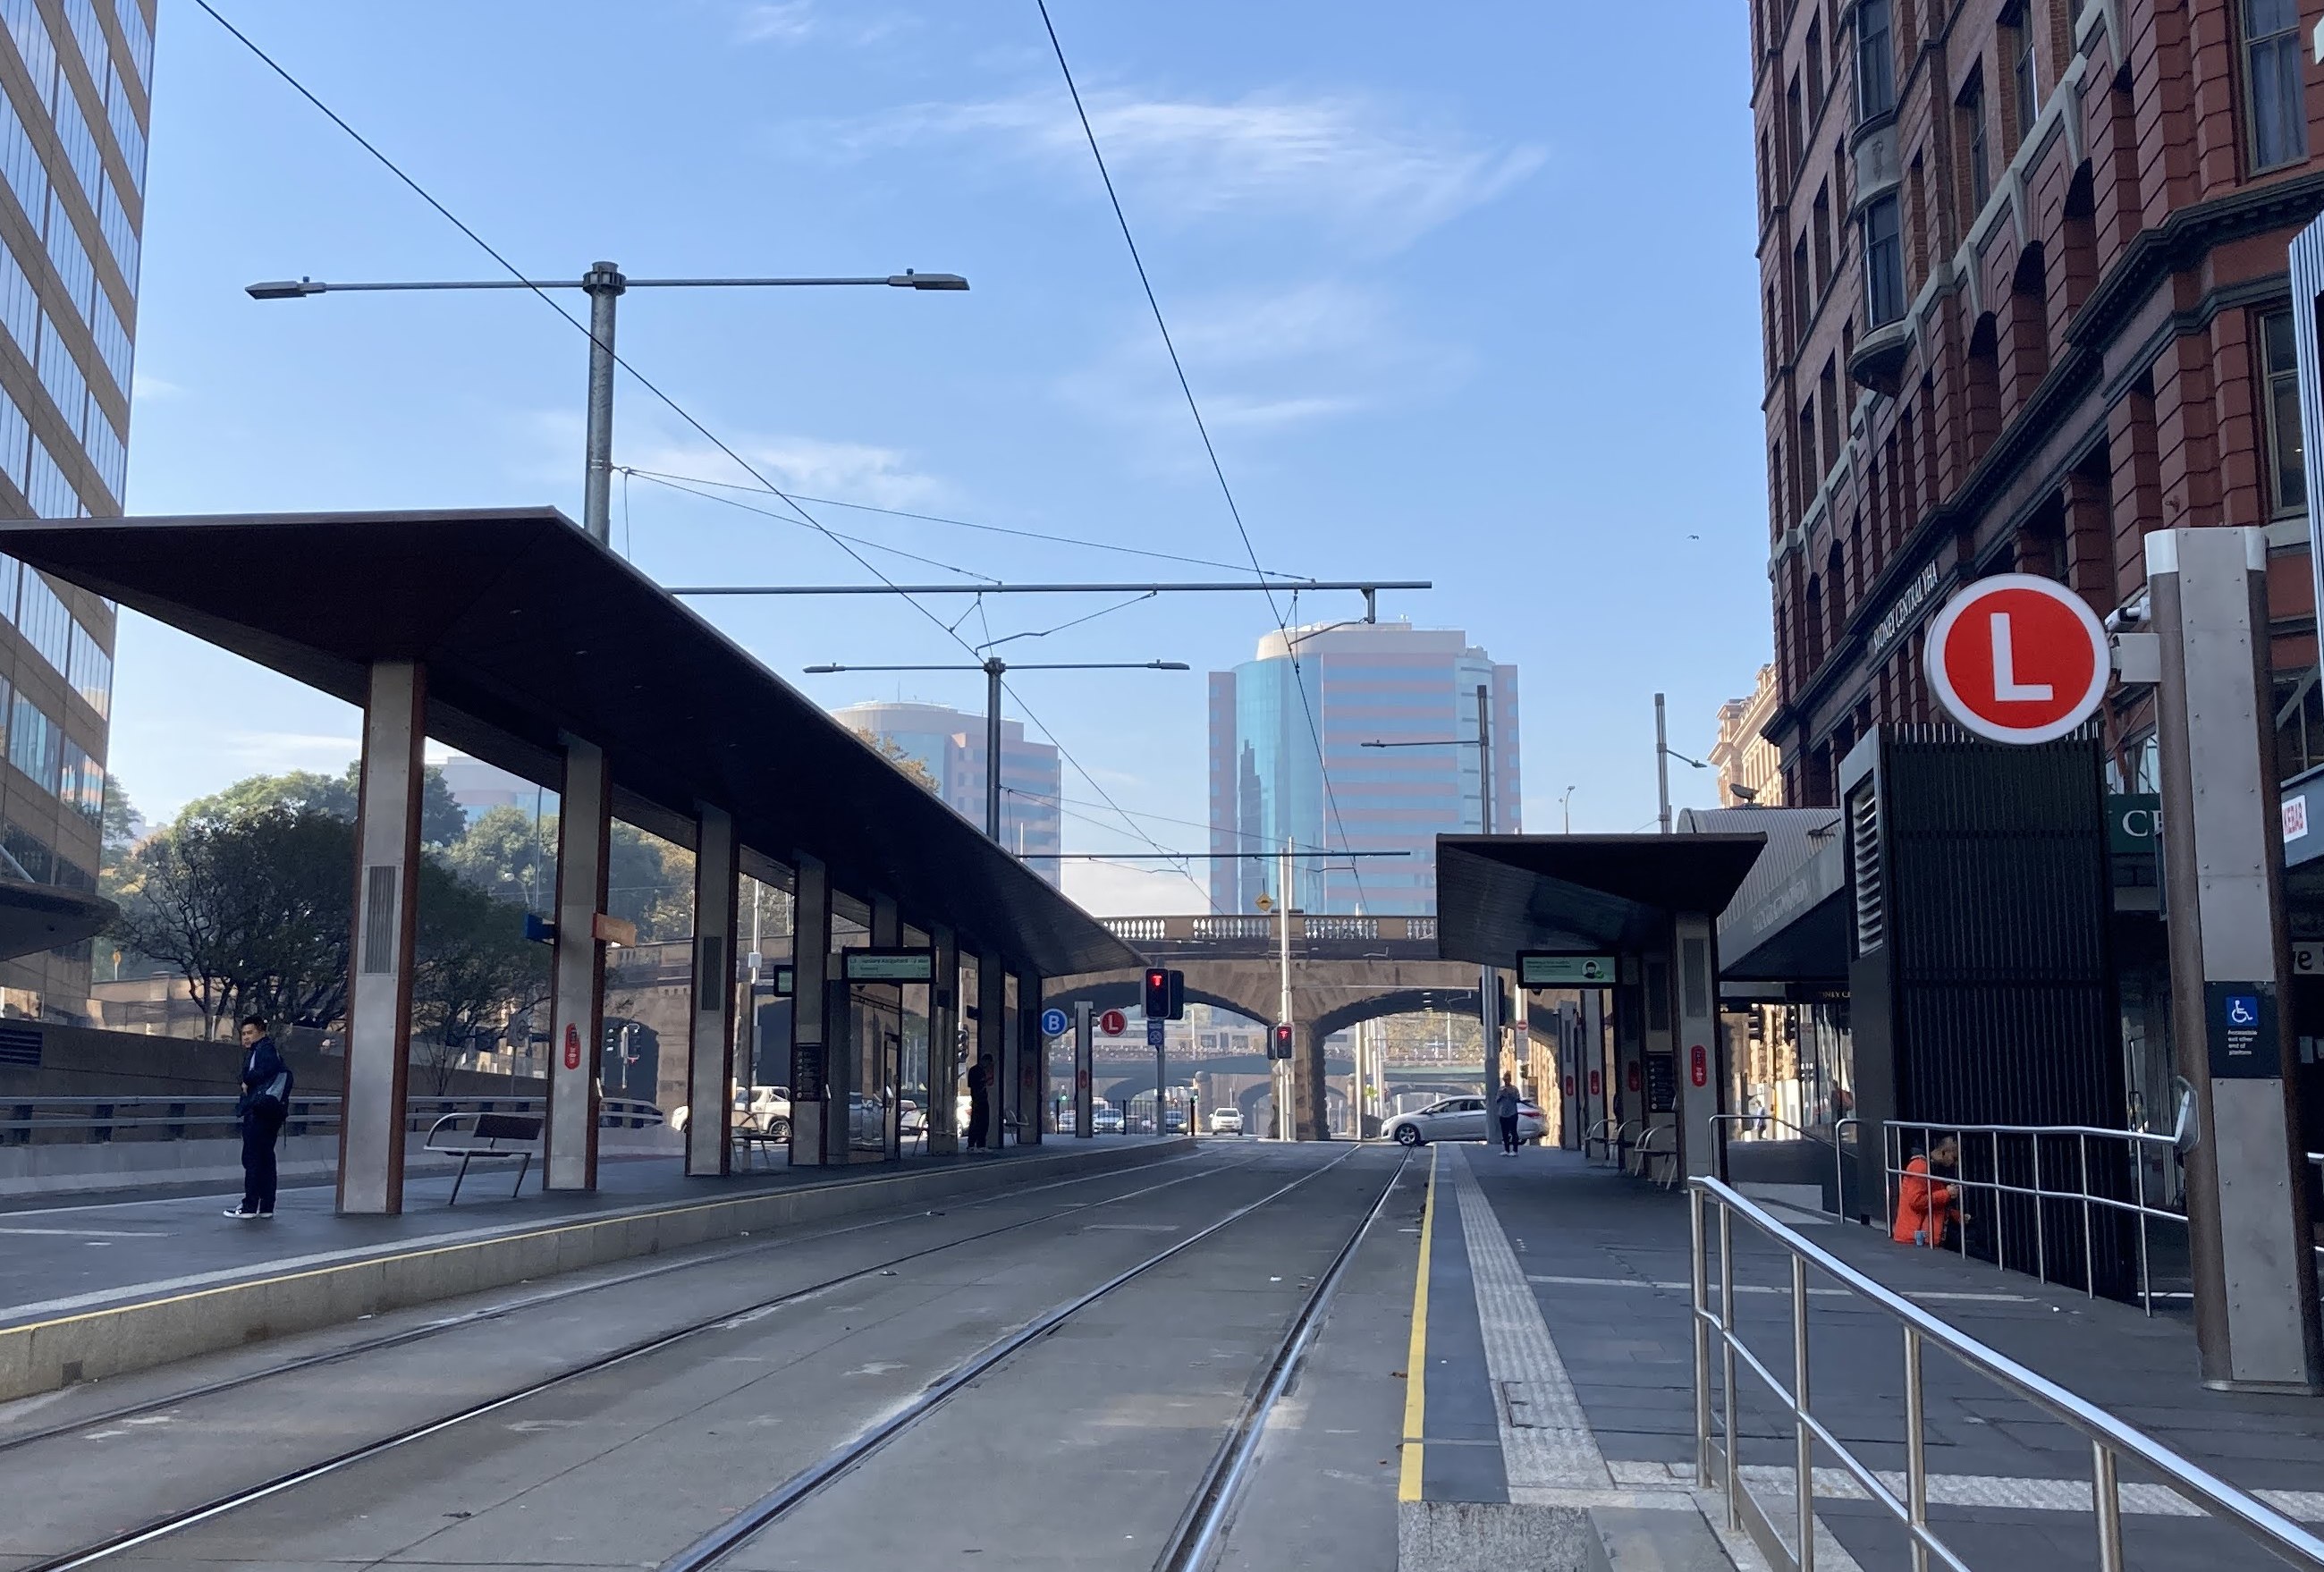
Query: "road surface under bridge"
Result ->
[[1051, 914, 1521, 1139]]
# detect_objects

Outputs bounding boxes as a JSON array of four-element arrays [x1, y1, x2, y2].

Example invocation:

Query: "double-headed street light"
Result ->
[[801, 658, 1187, 842], [246, 264, 970, 546]]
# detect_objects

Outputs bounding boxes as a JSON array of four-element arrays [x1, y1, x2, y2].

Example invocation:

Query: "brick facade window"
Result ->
[[2009, 5, 2039, 148], [1864, 194, 1905, 325], [1960, 72, 1990, 212], [1858, 0, 1896, 122], [2261, 308, 2306, 516], [2244, 0, 2307, 172]]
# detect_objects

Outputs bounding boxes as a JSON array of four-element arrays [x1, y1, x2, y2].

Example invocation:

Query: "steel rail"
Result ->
[[16, 1152, 1253, 1570], [655, 1146, 1381, 1570]]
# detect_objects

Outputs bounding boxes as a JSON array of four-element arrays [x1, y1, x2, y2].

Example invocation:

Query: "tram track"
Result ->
[[14, 1149, 1273, 1572], [0, 1147, 1213, 1460], [658, 1146, 1407, 1572]]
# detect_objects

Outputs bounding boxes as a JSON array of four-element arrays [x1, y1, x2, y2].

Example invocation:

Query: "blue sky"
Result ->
[[114, 0, 1770, 914]]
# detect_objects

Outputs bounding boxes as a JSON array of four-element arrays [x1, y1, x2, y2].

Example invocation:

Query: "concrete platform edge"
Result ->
[[0, 1137, 1195, 1402], [1396, 1499, 1610, 1572]]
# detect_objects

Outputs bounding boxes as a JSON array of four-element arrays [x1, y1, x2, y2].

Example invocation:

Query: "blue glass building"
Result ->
[[1208, 622, 1518, 915]]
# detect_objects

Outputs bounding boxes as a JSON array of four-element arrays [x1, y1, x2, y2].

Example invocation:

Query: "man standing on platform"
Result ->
[[227, 1015, 291, 1219]]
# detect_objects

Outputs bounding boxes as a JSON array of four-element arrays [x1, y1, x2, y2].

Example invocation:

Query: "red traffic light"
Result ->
[[1272, 1022, 1293, 1059]]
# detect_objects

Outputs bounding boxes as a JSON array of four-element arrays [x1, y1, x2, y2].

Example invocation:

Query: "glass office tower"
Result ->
[[1208, 622, 1518, 915], [0, 1, 152, 1018]]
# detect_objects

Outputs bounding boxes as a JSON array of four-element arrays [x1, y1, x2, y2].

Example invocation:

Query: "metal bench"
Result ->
[[424, 1111, 543, 1204]]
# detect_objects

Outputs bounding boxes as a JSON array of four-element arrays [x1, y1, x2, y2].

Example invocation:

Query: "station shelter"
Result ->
[[0, 508, 1142, 1212]]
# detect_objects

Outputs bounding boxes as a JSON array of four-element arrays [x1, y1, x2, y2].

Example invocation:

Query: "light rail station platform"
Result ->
[[0, 1134, 1190, 1404], [1399, 1144, 2324, 1572]]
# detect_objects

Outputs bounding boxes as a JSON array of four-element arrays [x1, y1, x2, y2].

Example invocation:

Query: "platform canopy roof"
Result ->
[[0, 508, 1140, 977], [1434, 833, 1770, 964]]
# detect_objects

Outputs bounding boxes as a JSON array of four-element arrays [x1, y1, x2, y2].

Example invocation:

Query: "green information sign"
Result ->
[[841, 948, 936, 983], [1518, 952, 1617, 987]]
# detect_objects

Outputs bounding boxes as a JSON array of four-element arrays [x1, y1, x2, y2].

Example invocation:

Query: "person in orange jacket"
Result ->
[[1891, 1135, 1963, 1247]]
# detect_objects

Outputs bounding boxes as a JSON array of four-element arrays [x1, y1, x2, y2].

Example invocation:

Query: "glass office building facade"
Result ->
[[1208, 622, 1518, 915], [828, 699, 1063, 886], [0, 1, 149, 1019]]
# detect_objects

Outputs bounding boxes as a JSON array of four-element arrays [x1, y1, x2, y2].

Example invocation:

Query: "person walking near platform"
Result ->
[[227, 1015, 291, 1219], [1493, 1075, 1524, 1155], [965, 1058, 991, 1151], [1891, 1136, 1962, 1247]]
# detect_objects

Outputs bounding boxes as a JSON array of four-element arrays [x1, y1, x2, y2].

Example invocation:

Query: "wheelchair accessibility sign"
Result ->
[[2207, 983, 2275, 1078]]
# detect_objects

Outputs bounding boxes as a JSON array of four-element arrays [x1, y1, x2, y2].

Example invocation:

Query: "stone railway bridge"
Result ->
[[1048, 914, 1492, 1139]]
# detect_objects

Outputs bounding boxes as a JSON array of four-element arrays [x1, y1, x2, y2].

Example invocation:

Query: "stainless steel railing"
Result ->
[[1711, 1111, 1858, 1218], [1583, 1117, 1622, 1165], [1884, 1120, 2188, 1314], [1632, 1121, 1680, 1188], [0, 1093, 665, 1143], [1689, 1177, 2324, 1572]]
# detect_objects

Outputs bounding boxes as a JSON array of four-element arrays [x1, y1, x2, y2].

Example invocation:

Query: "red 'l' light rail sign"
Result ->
[[1923, 574, 2109, 744]]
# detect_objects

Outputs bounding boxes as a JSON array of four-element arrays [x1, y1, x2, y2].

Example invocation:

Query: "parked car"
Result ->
[[900, 1099, 925, 1136], [1162, 1106, 1188, 1133], [1092, 1105, 1124, 1135], [1381, 1095, 1546, 1146], [1208, 1105, 1245, 1135]]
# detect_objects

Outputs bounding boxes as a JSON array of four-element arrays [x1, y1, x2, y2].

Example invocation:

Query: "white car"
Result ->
[[1208, 1105, 1245, 1135], [1382, 1095, 1546, 1146]]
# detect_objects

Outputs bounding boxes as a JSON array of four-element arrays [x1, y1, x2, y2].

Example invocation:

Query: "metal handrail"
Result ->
[[1689, 1177, 2324, 1572], [1885, 1119, 2188, 1314], [1711, 1111, 1857, 1218], [0, 1093, 665, 1140]]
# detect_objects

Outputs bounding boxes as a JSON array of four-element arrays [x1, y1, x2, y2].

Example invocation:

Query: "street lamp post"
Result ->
[[1361, 681, 1500, 1099], [1560, 784, 1577, 834], [1653, 692, 1713, 833], [247, 265, 969, 545], [802, 660, 1188, 842]]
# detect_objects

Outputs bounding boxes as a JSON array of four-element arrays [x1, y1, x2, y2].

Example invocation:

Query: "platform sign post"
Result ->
[[2150, 528, 2323, 1391], [1149, 1016, 1166, 1135]]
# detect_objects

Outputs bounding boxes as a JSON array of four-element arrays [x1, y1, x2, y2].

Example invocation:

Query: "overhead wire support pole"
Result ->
[[247, 267, 969, 546]]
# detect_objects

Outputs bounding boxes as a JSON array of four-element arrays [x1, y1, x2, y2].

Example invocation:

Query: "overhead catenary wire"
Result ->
[[192, 0, 1204, 896], [617, 466, 1319, 580], [1034, 0, 1372, 911]]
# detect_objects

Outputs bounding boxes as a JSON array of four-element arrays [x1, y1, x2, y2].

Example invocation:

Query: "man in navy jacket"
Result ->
[[228, 1015, 292, 1219]]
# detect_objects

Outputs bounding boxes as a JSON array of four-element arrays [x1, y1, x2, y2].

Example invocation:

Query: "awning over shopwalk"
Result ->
[[1433, 832, 1770, 964], [1677, 806, 1849, 988]]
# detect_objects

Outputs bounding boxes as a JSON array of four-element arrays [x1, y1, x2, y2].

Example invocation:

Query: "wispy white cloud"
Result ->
[[807, 89, 1544, 250], [733, 2, 815, 43], [625, 429, 944, 511], [1062, 857, 1214, 918], [1058, 280, 1469, 453], [131, 369, 184, 401], [220, 730, 359, 768]]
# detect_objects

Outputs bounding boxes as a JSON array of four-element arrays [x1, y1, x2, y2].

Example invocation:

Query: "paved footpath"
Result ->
[[1422, 1144, 2324, 1572]]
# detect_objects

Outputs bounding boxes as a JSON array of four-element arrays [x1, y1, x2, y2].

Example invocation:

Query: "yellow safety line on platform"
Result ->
[[1398, 1142, 1438, 1503], [0, 1143, 1167, 1341]]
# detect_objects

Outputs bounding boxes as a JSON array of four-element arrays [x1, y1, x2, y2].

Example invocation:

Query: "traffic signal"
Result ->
[[1271, 1023, 1294, 1060], [1143, 967, 1186, 1020]]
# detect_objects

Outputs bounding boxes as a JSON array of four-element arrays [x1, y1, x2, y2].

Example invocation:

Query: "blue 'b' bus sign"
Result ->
[[1040, 1007, 1069, 1038]]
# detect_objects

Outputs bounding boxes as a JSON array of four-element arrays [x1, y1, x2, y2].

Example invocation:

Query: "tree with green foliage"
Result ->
[[410, 859, 551, 1093], [176, 763, 467, 848], [110, 803, 354, 1039]]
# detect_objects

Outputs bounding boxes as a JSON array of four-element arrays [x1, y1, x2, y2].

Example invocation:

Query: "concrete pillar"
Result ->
[[1624, 956, 1658, 1154], [338, 659, 425, 1216], [926, 925, 960, 1155], [1292, 1021, 1329, 1139], [788, 855, 832, 1167], [1073, 1000, 1094, 1137], [1580, 988, 1607, 1150], [1018, 972, 1044, 1145], [977, 949, 1006, 1146], [684, 806, 738, 1178], [545, 738, 609, 1192], [1673, 912, 1721, 1180], [2151, 527, 2324, 1391], [865, 894, 899, 1158]]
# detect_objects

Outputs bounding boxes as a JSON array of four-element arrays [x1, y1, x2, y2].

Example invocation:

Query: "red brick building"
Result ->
[[1753, 0, 2324, 804]]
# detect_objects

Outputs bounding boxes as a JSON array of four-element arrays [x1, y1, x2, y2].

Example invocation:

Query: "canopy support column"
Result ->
[[545, 738, 609, 1192], [338, 659, 424, 1216], [684, 806, 738, 1178]]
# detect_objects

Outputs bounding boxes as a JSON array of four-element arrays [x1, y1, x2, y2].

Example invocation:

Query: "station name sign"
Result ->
[[841, 947, 936, 983], [1867, 561, 1944, 662], [1517, 952, 1616, 987]]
